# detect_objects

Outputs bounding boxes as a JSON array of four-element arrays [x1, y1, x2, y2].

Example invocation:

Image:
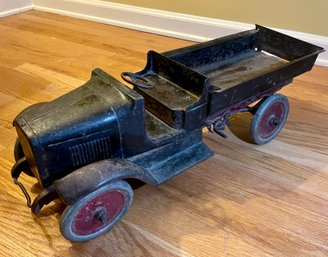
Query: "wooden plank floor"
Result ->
[[0, 10, 327, 257]]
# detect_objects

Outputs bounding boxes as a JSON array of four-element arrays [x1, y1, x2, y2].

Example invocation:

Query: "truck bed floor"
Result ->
[[198, 50, 288, 91]]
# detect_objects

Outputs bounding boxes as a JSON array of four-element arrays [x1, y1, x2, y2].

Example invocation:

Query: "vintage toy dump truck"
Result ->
[[11, 25, 323, 242]]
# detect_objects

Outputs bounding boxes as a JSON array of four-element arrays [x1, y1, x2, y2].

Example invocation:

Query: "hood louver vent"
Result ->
[[69, 137, 111, 167]]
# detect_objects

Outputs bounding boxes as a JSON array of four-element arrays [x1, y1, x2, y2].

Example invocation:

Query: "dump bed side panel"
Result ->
[[256, 25, 324, 61], [208, 53, 318, 115], [164, 30, 258, 69]]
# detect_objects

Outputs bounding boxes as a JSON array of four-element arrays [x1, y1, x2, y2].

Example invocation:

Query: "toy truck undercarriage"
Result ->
[[11, 25, 323, 242]]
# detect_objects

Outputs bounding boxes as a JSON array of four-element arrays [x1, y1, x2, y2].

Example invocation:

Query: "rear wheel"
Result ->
[[60, 180, 133, 242], [250, 94, 289, 144]]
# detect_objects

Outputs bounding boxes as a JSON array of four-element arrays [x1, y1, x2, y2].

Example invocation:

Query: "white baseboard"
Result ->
[[0, 0, 33, 18], [33, 0, 327, 67]]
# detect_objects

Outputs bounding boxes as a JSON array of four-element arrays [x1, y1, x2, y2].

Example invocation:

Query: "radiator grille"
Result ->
[[69, 137, 111, 167]]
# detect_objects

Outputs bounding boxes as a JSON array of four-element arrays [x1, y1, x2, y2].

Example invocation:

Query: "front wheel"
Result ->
[[60, 180, 133, 242], [250, 94, 289, 145]]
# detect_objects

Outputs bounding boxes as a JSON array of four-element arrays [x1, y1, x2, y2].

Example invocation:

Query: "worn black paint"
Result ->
[[12, 25, 323, 214]]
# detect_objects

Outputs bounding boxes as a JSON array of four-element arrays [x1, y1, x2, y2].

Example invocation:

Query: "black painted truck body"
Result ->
[[11, 25, 323, 242]]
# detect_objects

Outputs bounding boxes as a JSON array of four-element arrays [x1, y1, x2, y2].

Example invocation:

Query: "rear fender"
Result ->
[[54, 159, 155, 205]]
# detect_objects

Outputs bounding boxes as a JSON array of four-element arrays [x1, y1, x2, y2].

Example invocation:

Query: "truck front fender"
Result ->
[[54, 159, 155, 205]]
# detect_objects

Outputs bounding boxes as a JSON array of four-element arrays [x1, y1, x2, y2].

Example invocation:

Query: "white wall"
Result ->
[[0, 0, 33, 17]]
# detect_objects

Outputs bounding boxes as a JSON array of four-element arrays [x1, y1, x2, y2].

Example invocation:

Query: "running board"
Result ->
[[128, 129, 214, 185]]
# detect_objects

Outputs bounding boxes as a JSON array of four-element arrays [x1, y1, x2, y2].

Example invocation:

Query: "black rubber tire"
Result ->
[[60, 180, 133, 242], [250, 94, 289, 145], [14, 139, 34, 177]]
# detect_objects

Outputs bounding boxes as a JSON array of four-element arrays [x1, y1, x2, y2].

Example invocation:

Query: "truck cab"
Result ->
[[13, 67, 212, 188]]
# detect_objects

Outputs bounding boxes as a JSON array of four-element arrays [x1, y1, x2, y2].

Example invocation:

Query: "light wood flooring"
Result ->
[[0, 10, 327, 257]]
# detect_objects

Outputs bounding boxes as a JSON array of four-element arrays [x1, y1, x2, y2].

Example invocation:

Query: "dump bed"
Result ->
[[164, 25, 323, 113], [123, 25, 323, 129]]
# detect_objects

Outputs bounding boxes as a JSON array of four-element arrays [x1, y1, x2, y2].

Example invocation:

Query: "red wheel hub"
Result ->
[[72, 190, 125, 236], [257, 101, 285, 139]]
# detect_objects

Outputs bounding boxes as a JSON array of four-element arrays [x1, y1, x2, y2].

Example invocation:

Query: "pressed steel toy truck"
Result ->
[[11, 25, 323, 242]]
